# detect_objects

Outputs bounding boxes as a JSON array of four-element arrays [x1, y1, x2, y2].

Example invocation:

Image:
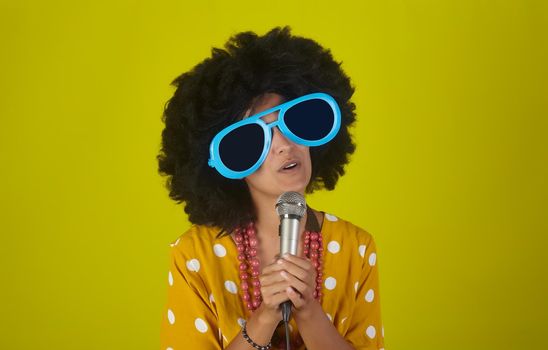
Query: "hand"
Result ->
[[276, 253, 319, 320], [257, 256, 293, 324]]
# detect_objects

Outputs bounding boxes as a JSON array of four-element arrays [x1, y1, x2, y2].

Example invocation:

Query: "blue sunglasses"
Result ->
[[208, 92, 341, 179]]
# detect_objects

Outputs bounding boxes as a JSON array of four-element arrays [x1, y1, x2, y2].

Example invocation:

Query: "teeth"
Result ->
[[283, 162, 297, 169]]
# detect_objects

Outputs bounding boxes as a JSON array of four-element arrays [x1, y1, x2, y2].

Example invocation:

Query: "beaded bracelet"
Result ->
[[241, 320, 272, 350]]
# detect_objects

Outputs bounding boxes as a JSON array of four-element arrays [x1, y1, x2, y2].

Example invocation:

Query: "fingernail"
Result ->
[[277, 259, 283, 264]]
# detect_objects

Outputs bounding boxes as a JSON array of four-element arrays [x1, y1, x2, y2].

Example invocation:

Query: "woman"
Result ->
[[158, 26, 385, 350]]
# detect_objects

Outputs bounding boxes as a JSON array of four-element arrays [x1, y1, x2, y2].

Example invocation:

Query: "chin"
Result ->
[[277, 178, 309, 194]]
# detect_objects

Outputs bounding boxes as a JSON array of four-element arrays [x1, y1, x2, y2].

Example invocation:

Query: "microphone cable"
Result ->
[[282, 301, 292, 350]]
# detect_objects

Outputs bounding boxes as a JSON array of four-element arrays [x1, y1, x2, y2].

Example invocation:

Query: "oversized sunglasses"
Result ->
[[208, 92, 341, 179]]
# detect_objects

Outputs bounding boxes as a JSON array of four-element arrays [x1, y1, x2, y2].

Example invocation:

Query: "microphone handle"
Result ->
[[279, 216, 300, 256], [279, 216, 301, 322]]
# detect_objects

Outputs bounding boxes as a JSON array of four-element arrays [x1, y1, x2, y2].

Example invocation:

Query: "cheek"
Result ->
[[306, 159, 313, 179], [302, 148, 312, 176], [302, 147, 312, 165], [244, 166, 271, 188]]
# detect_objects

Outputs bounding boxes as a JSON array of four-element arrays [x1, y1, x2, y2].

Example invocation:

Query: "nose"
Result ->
[[271, 125, 293, 155]]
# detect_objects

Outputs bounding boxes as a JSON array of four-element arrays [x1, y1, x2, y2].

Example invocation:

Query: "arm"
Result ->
[[343, 234, 385, 349], [225, 305, 280, 350], [160, 245, 221, 349], [279, 254, 355, 349], [227, 255, 313, 350], [280, 233, 385, 350], [294, 299, 355, 349], [162, 239, 294, 350]]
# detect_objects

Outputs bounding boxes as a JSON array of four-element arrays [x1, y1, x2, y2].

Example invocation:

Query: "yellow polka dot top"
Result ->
[[160, 213, 385, 350]]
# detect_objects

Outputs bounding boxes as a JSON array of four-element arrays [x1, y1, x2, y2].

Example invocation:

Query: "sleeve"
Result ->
[[160, 244, 222, 350], [345, 234, 385, 350]]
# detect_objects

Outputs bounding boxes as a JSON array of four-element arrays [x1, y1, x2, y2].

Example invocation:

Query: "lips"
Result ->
[[279, 160, 299, 171]]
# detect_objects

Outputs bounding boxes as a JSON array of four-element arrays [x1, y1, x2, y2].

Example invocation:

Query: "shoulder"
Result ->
[[168, 224, 224, 258], [322, 212, 375, 247], [321, 212, 381, 276]]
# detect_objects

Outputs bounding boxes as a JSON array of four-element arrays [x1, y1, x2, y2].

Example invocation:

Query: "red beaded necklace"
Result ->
[[235, 218, 324, 313]]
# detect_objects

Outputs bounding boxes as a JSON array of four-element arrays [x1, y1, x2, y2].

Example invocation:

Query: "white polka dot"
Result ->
[[223, 335, 228, 343], [341, 316, 347, 324], [167, 309, 175, 324], [237, 318, 246, 327], [170, 237, 180, 247], [288, 324, 293, 332], [368, 252, 377, 266], [326, 313, 332, 322], [195, 318, 208, 333], [325, 213, 338, 221], [324, 277, 337, 290], [168, 271, 173, 286], [358, 245, 366, 257], [224, 280, 238, 294], [354, 281, 359, 293], [327, 241, 340, 254], [167, 347, 173, 350], [186, 259, 200, 272], [213, 244, 227, 257], [209, 293, 215, 303], [366, 325, 376, 339], [365, 289, 375, 302]]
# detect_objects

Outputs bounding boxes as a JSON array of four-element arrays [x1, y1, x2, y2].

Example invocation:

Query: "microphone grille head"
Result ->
[[275, 191, 307, 218]]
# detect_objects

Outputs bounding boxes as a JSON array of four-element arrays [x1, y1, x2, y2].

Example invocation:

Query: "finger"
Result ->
[[280, 270, 310, 297], [259, 271, 286, 288], [261, 279, 293, 296], [277, 258, 312, 282], [261, 261, 285, 275], [269, 290, 291, 305], [282, 253, 314, 271], [286, 287, 305, 308]]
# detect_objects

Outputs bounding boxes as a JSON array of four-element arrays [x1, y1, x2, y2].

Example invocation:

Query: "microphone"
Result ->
[[275, 191, 306, 324]]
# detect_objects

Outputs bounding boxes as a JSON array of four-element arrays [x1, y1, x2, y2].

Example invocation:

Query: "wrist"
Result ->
[[252, 304, 281, 328], [294, 299, 322, 322], [241, 307, 278, 350], [242, 320, 272, 350]]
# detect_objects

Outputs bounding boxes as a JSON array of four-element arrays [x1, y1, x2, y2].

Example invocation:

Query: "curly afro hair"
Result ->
[[157, 26, 356, 237]]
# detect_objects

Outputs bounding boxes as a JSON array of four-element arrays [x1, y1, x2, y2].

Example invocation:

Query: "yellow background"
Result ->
[[1, 1, 547, 349]]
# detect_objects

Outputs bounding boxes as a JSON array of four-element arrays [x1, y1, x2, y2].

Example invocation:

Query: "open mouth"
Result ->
[[280, 161, 299, 171]]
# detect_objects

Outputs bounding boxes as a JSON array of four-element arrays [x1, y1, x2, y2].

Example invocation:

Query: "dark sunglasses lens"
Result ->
[[284, 99, 335, 140], [219, 123, 264, 172]]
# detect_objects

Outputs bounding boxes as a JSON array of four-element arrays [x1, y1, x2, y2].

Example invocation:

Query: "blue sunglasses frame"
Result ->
[[208, 92, 341, 179]]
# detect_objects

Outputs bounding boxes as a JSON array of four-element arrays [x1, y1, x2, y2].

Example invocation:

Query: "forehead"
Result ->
[[245, 93, 286, 122]]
